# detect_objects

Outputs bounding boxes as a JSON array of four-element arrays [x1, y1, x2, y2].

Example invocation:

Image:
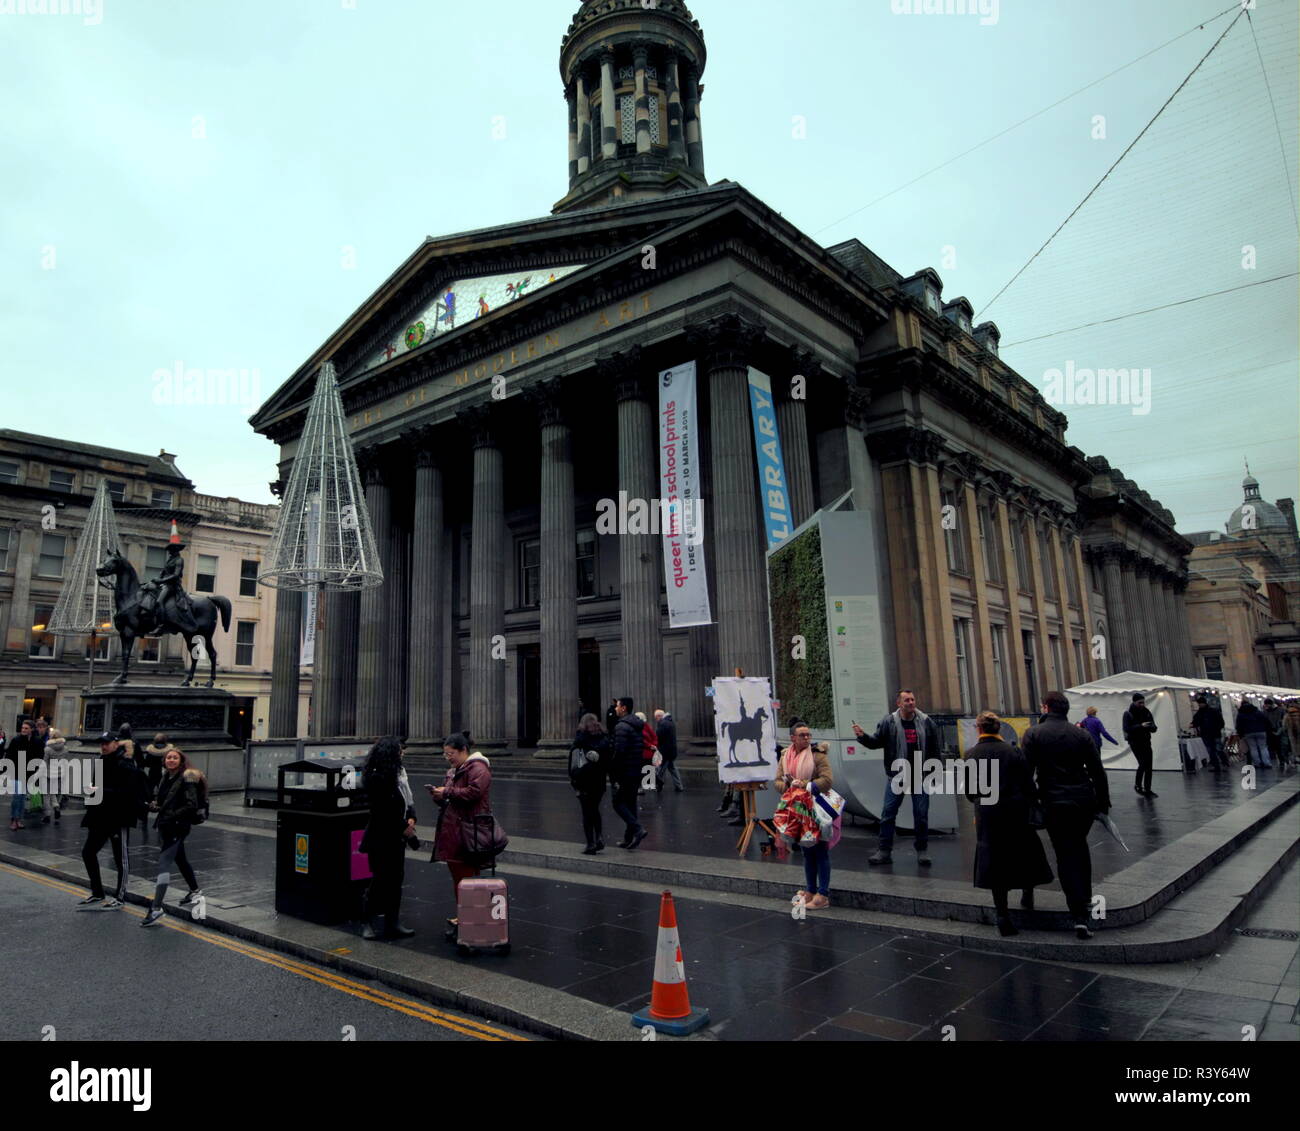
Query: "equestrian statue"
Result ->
[[720, 694, 772, 767], [95, 521, 232, 686]]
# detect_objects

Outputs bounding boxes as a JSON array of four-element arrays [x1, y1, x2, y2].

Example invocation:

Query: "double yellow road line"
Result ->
[[0, 862, 528, 1042]]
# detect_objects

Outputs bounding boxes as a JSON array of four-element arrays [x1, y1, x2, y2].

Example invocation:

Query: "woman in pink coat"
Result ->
[[428, 733, 493, 931]]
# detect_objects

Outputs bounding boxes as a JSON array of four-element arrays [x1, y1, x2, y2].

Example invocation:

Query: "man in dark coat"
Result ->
[[965, 711, 1053, 936], [610, 698, 647, 849], [1122, 693, 1159, 796], [853, 689, 941, 866], [605, 699, 620, 737], [1191, 696, 1226, 772], [1023, 691, 1112, 939], [653, 708, 682, 793], [77, 733, 148, 910]]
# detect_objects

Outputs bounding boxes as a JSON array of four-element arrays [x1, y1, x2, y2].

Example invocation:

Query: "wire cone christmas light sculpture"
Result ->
[[48, 480, 124, 688], [259, 361, 383, 592]]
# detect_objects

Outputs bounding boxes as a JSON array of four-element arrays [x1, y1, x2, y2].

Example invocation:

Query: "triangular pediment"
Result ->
[[361, 263, 588, 375]]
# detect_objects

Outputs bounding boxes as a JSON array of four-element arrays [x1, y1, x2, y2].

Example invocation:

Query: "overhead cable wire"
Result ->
[[977, 5, 1251, 319], [1246, 6, 1300, 232]]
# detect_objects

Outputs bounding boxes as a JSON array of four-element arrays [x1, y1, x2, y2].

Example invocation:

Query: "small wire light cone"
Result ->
[[259, 361, 383, 591], [48, 480, 123, 635]]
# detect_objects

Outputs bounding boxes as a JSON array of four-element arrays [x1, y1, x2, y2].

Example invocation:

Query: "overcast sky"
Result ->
[[2, 0, 1295, 535]]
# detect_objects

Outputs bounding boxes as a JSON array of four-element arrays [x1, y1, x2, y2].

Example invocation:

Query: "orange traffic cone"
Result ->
[[167, 520, 182, 545], [631, 891, 710, 1035]]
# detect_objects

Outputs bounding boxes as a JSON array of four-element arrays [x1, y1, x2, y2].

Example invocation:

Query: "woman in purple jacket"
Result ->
[[1077, 707, 1118, 753]]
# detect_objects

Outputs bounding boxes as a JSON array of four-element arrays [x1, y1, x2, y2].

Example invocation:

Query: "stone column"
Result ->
[[1172, 578, 1194, 676], [1047, 524, 1078, 686], [566, 84, 579, 188], [1022, 509, 1056, 691], [408, 440, 445, 744], [575, 70, 592, 176], [961, 480, 998, 709], [466, 407, 507, 747], [1099, 546, 1133, 675], [269, 587, 302, 737], [665, 52, 686, 162], [1140, 562, 1166, 673], [1071, 535, 1098, 681], [4, 525, 37, 653], [684, 65, 704, 174], [633, 43, 652, 155], [533, 380, 579, 746], [778, 352, 816, 529], [335, 591, 360, 736], [994, 496, 1030, 712], [1122, 555, 1154, 673], [1157, 572, 1181, 677], [690, 315, 769, 680], [355, 454, 392, 739], [387, 496, 411, 737], [600, 51, 617, 160], [311, 590, 337, 738], [606, 351, 664, 712]]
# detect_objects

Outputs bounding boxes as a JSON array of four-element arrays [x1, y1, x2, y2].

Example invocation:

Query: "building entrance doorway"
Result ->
[[517, 645, 540, 748]]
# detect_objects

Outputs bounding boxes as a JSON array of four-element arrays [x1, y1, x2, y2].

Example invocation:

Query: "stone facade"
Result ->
[[0, 431, 308, 739], [251, 1, 1197, 747]]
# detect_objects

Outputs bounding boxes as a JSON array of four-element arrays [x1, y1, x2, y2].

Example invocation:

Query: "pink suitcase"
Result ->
[[456, 877, 510, 955]]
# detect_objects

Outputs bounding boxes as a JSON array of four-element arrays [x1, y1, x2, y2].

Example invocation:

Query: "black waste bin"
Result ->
[[274, 759, 370, 926]]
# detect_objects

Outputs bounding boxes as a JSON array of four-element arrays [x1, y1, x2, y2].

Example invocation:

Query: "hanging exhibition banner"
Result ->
[[659, 361, 712, 627], [712, 676, 779, 784], [746, 367, 792, 550]]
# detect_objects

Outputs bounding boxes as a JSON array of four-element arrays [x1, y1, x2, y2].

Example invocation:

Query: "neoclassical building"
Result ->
[[253, 0, 1198, 750]]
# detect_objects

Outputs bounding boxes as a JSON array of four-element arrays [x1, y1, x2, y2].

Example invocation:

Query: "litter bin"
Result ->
[[274, 758, 371, 926]]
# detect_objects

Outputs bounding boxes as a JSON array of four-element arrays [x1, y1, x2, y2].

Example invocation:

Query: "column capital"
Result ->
[[405, 424, 441, 468], [523, 377, 569, 427], [599, 48, 616, 68], [844, 385, 873, 433], [269, 478, 287, 499], [788, 344, 824, 383], [686, 312, 766, 370], [457, 402, 501, 450], [631, 41, 651, 65], [355, 446, 388, 486]]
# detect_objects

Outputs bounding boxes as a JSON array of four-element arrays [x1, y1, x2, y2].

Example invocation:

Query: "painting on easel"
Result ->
[[712, 676, 778, 785]]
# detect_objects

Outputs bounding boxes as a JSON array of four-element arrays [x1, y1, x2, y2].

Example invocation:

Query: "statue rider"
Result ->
[[138, 529, 198, 638]]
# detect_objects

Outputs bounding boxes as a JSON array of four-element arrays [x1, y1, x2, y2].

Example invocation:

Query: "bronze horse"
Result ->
[[95, 550, 232, 686]]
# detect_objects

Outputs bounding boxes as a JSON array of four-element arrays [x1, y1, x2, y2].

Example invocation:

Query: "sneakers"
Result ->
[[179, 889, 202, 907], [75, 894, 105, 910], [140, 908, 165, 928], [867, 850, 893, 865], [1075, 924, 1093, 940], [99, 898, 124, 911], [916, 851, 932, 867]]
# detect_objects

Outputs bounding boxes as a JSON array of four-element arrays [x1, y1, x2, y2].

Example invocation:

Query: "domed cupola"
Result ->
[[1227, 463, 1288, 535], [554, 0, 709, 213]]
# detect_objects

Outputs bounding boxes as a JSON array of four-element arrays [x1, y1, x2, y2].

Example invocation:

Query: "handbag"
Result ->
[[811, 788, 845, 830], [460, 812, 509, 863]]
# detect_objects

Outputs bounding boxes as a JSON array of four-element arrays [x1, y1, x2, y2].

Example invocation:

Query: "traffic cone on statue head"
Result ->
[[631, 890, 710, 1035]]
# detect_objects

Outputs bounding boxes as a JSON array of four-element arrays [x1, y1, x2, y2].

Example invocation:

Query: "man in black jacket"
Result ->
[[1023, 691, 1112, 939], [610, 698, 647, 849], [853, 689, 941, 867], [77, 733, 147, 910], [1191, 696, 1226, 772], [1122, 693, 1159, 797]]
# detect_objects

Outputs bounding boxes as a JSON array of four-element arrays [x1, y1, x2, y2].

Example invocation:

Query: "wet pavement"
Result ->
[[425, 763, 1287, 897], [4, 779, 1296, 1041]]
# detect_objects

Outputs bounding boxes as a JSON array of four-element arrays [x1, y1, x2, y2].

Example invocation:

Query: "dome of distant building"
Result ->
[[1227, 470, 1288, 534]]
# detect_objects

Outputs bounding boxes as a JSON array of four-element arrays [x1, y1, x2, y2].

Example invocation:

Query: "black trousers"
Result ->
[[611, 777, 641, 837], [577, 789, 604, 846], [82, 826, 130, 900], [1133, 746, 1153, 793], [1044, 808, 1094, 924], [366, 840, 405, 922]]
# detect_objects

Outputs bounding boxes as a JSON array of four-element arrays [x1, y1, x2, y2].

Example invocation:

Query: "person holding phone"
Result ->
[[853, 690, 940, 866], [1122, 693, 1159, 796]]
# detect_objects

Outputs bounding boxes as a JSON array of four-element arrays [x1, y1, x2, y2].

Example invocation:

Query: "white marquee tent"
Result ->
[[1064, 671, 1300, 771]]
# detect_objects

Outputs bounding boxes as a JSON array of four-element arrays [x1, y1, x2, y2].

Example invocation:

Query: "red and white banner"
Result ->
[[658, 362, 711, 627]]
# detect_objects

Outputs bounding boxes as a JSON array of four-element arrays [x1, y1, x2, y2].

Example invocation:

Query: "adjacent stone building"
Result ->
[[0, 430, 308, 739], [1185, 471, 1300, 687], [252, 0, 1199, 749]]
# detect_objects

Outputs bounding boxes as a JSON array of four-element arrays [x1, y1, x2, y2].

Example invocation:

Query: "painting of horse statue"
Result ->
[[719, 694, 773, 768], [96, 549, 231, 687]]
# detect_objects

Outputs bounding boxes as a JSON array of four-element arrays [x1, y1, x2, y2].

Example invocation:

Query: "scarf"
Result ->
[[782, 744, 815, 783]]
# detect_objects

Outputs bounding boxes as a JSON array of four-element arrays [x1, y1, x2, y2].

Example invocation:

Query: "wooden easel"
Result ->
[[723, 668, 778, 856], [733, 782, 777, 856]]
